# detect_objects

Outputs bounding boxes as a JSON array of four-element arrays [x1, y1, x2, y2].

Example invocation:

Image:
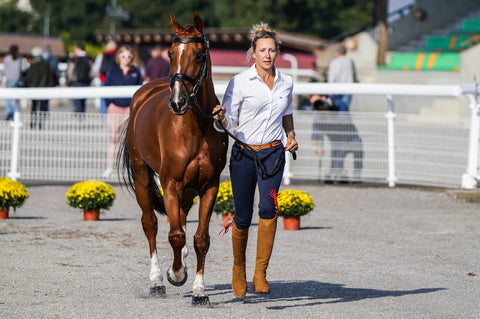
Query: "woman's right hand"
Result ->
[[213, 105, 226, 122]]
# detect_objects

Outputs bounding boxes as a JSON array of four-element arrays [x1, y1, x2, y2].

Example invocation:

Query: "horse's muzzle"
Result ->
[[168, 96, 189, 115]]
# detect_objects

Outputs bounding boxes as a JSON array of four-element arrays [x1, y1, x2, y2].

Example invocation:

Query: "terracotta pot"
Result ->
[[83, 208, 100, 221], [283, 215, 300, 230], [0, 207, 9, 219]]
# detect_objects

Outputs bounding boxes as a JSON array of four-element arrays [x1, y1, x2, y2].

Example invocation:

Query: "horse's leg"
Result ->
[[133, 164, 165, 296], [164, 183, 188, 287], [191, 185, 217, 305]]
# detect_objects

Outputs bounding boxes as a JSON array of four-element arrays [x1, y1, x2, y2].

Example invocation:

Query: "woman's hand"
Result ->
[[285, 131, 298, 153], [213, 105, 226, 122]]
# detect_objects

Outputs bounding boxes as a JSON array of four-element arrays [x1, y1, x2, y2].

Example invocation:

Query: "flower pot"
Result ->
[[0, 207, 9, 219], [83, 208, 100, 221], [283, 215, 300, 230]]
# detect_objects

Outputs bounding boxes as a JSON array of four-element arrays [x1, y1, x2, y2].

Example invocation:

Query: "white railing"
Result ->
[[0, 82, 479, 188]]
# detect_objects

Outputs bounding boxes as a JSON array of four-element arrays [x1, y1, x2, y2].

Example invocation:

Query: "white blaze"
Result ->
[[173, 43, 185, 104]]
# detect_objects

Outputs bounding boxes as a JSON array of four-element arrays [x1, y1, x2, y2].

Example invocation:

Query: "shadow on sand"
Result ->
[[207, 280, 445, 309]]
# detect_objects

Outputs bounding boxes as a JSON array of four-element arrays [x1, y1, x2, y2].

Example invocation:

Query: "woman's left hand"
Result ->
[[285, 133, 298, 153]]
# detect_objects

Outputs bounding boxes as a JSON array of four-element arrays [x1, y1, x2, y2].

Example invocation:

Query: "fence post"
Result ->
[[461, 93, 479, 189], [385, 95, 397, 187], [7, 111, 22, 181]]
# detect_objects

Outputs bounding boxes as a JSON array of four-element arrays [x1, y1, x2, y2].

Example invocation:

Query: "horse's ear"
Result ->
[[168, 12, 183, 33], [192, 12, 204, 33]]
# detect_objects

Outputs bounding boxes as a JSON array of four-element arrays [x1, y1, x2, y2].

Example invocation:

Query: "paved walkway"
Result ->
[[0, 183, 479, 318]]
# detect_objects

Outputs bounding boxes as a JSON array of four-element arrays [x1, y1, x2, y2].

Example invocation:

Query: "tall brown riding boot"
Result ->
[[252, 216, 277, 294], [231, 220, 249, 298]]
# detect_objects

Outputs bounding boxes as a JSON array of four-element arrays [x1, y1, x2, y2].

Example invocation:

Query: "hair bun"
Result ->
[[250, 22, 273, 40]]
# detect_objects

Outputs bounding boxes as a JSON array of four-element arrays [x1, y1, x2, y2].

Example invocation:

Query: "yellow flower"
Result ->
[[276, 189, 314, 217], [0, 177, 29, 210], [66, 180, 115, 211], [213, 181, 235, 215]]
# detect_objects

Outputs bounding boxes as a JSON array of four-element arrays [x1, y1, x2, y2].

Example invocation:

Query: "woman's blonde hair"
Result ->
[[247, 22, 281, 61], [115, 46, 134, 67]]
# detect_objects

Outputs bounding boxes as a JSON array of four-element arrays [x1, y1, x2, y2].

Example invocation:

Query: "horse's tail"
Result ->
[[116, 120, 166, 215], [116, 120, 135, 194], [150, 173, 166, 215]]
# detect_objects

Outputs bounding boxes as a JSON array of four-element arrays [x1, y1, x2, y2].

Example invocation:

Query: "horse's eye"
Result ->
[[195, 53, 203, 61], [167, 51, 172, 59]]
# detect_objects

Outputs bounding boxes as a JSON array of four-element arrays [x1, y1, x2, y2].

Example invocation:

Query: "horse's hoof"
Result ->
[[166, 269, 188, 287], [149, 285, 166, 297], [192, 295, 210, 306]]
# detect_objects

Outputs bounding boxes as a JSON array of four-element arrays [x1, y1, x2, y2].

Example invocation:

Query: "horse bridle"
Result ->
[[169, 35, 210, 116]]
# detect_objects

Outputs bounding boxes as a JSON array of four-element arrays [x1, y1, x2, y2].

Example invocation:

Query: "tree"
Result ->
[[0, 0, 33, 33], [2, 0, 374, 43]]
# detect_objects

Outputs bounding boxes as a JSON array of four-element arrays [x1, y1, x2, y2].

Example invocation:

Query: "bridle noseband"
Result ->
[[169, 35, 210, 115]]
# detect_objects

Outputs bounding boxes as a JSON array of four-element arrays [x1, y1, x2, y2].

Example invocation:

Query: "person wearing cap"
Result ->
[[26, 46, 55, 128], [41, 43, 59, 111]]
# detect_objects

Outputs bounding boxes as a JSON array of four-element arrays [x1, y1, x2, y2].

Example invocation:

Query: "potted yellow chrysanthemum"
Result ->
[[0, 177, 29, 219], [65, 180, 116, 221], [276, 189, 315, 230], [214, 181, 235, 227]]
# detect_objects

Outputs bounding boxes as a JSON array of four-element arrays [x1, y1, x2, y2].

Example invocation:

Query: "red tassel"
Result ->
[[219, 221, 232, 236], [269, 189, 279, 214]]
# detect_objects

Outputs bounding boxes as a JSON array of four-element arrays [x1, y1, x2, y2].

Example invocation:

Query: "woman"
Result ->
[[213, 23, 298, 298], [103, 46, 143, 177]]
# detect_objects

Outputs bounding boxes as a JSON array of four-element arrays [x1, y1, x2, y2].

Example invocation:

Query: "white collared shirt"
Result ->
[[217, 64, 294, 145]]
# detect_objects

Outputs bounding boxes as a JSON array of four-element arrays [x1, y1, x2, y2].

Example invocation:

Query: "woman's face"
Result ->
[[118, 50, 133, 68], [252, 38, 277, 72]]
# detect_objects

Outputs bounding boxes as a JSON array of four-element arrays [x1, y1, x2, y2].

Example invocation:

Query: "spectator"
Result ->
[[68, 43, 92, 113], [92, 40, 117, 117], [311, 94, 363, 183], [328, 44, 358, 109], [26, 46, 55, 129], [41, 43, 60, 111], [1, 44, 27, 120], [144, 45, 169, 82], [103, 46, 143, 177]]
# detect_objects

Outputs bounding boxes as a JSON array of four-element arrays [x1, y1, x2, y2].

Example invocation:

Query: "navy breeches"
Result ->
[[229, 143, 285, 230]]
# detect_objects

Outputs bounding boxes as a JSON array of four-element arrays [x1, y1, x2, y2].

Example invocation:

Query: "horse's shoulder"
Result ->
[[132, 78, 170, 111]]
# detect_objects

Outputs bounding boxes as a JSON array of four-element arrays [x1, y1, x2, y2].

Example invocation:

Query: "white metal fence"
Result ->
[[0, 82, 479, 188]]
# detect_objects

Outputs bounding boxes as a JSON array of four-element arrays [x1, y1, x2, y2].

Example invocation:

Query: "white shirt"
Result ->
[[2, 55, 25, 81], [218, 64, 294, 145]]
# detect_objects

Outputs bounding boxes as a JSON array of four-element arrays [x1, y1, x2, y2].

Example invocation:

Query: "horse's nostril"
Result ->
[[179, 97, 187, 107]]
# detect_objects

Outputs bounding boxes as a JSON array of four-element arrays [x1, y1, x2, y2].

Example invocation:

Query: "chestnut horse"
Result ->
[[117, 12, 228, 304]]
